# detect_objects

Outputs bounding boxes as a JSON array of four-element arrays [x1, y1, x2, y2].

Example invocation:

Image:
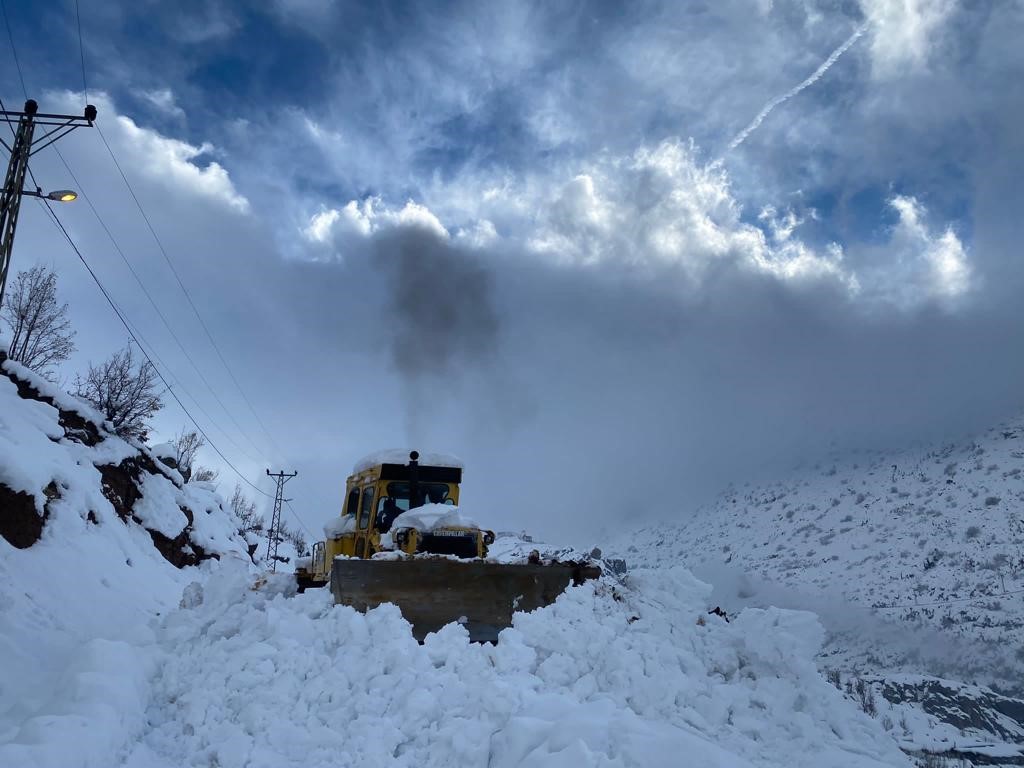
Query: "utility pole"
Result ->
[[0, 99, 96, 307], [265, 469, 297, 572]]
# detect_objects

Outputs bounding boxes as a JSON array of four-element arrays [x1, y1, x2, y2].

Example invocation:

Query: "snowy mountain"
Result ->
[[611, 412, 1024, 762], [1, 352, 918, 767]]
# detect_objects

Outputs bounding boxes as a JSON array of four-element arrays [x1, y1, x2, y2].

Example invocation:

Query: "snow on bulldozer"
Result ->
[[295, 450, 601, 642]]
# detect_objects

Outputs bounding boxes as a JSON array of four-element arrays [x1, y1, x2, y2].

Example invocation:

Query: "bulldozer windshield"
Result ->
[[380, 481, 452, 511]]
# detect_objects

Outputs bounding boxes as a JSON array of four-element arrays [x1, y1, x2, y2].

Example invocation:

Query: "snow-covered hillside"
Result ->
[[0, 355, 253, 756], [619, 414, 1024, 677], [1, 353, 918, 767], [611, 413, 1024, 763]]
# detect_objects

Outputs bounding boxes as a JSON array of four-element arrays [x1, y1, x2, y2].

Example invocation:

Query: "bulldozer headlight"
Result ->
[[483, 530, 495, 545]]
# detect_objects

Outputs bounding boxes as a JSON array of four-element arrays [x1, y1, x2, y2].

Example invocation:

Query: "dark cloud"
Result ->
[[371, 228, 499, 379], [449, 254, 1023, 539]]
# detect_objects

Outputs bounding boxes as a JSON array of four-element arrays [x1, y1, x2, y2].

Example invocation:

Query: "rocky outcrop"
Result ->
[[879, 677, 1024, 744], [1, 357, 228, 568], [0, 483, 51, 548]]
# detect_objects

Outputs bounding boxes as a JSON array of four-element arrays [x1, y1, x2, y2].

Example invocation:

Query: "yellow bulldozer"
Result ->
[[295, 450, 600, 641]]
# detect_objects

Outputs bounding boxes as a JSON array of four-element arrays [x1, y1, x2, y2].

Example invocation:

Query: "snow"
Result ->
[[613, 412, 1024, 693], [149, 441, 176, 460], [0, 373, 68, 507], [105, 561, 907, 768], [1, 357, 110, 430], [323, 514, 356, 538], [133, 472, 190, 538], [0, 361, 137, 511], [388, 503, 479, 533], [352, 449, 464, 474], [487, 530, 596, 565], [0, 359, 254, 765]]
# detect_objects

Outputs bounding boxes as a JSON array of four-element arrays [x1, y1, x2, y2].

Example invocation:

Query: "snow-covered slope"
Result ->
[[610, 412, 1024, 764], [618, 413, 1024, 681], [0, 356, 252, 755]]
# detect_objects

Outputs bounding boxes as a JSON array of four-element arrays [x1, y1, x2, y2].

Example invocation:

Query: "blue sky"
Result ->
[[3, 0, 1023, 538]]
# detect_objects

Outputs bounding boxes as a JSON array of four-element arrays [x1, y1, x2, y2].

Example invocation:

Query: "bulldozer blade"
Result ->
[[330, 557, 601, 642]]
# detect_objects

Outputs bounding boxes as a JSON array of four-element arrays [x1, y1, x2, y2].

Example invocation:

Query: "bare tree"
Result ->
[[74, 345, 163, 440], [171, 428, 203, 481], [280, 519, 309, 557], [169, 427, 220, 483], [230, 483, 262, 534], [1, 265, 76, 379]]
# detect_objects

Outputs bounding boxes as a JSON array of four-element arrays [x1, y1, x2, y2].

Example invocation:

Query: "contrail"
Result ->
[[727, 22, 868, 152]]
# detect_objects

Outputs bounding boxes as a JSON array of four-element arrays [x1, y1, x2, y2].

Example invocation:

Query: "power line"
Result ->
[[73, 0, 87, 102], [0, 8, 278, 504], [40, 196, 273, 499], [33, 196, 283, 510], [0, 0, 27, 99], [93, 123, 279, 453], [3, 5, 295, 510], [4, 4, 267, 466], [285, 499, 314, 538], [51, 146, 266, 462]]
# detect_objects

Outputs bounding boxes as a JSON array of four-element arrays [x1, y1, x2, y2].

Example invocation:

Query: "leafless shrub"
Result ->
[[826, 669, 842, 689], [192, 466, 219, 483]]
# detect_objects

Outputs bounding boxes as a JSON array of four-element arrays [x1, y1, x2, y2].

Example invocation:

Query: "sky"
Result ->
[[2, 0, 1023, 541]]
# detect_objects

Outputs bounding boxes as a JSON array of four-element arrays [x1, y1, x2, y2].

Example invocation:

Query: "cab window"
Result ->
[[345, 487, 360, 517], [383, 481, 452, 509], [358, 486, 374, 529]]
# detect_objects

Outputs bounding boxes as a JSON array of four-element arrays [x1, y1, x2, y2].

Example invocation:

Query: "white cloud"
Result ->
[[859, 0, 957, 78], [886, 194, 971, 305], [455, 219, 498, 248], [528, 140, 854, 288], [114, 116, 249, 213], [302, 198, 449, 257], [138, 88, 186, 120], [46, 91, 249, 214], [299, 140, 973, 310]]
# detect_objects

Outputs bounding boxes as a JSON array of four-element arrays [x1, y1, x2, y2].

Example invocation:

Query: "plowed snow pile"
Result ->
[[111, 563, 906, 768]]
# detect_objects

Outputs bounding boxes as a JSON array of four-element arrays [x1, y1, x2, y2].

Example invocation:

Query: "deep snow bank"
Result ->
[[118, 562, 907, 768], [0, 357, 251, 759]]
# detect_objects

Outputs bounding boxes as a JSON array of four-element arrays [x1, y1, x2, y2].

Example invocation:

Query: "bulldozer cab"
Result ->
[[342, 456, 462, 551], [298, 451, 465, 587]]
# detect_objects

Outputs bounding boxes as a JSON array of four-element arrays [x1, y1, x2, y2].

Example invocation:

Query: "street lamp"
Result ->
[[21, 187, 78, 202]]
